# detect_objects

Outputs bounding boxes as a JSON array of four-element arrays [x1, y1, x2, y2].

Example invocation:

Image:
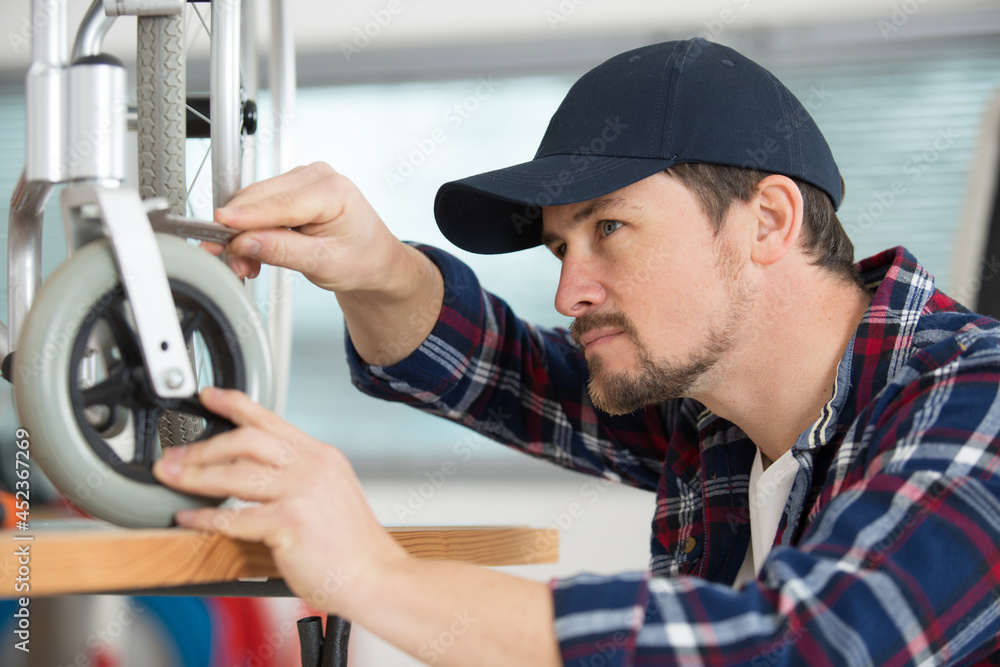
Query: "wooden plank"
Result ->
[[0, 524, 558, 597]]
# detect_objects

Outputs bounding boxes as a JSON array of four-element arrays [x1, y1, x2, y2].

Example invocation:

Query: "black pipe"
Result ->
[[297, 616, 324, 667], [321, 615, 352, 667]]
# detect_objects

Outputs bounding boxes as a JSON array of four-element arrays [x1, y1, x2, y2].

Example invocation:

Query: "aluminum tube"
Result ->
[[72, 0, 116, 61], [241, 0, 259, 116], [13, 0, 64, 349], [210, 0, 241, 209], [239, 0, 259, 340], [268, 0, 296, 417], [103, 0, 182, 16], [270, 0, 296, 177], [7, 174, 52, 351], [67, 58, 127, 183], [240, 0, 258, 189], [26, 0, 68, 183], [31, 0, 68, 67]]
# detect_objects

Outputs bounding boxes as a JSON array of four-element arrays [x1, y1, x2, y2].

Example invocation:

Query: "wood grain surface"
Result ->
[[0, 523, 559, 597]]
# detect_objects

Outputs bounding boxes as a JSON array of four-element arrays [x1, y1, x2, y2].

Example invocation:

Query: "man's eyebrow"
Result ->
[[540, 197, 642, 247]]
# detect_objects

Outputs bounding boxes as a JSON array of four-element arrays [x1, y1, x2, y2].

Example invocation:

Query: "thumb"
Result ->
[[229, 229, 337, 282], [200, 387, 290, 437]]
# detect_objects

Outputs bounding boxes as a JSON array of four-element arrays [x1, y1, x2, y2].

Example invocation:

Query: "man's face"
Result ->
[[541, 171, 755, 414]]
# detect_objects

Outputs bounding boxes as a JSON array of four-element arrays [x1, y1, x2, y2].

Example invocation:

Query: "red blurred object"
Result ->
[[0, 491, 18, 529]]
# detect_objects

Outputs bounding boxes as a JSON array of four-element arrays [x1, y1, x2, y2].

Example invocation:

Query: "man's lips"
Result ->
[[578, 328, 624, 349]]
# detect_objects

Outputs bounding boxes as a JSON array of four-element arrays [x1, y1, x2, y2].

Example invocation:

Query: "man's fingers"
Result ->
[[199, 387, 292, 436], [226, 253, 261, 280], [227, 228, 337, 278], [218, 182, 345, 231], [162, 425, 305, 470], [222, 162, 332, 211], [153, 454, 287, 501], [154, 429, 313, 502], [198, 241, 260, 279], [202, 241, 224, 256], [215, 165, 346, 231], [174, 504, 276, 545]]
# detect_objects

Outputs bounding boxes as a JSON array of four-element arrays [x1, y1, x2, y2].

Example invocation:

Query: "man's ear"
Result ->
[[749, 174, 804, 266]]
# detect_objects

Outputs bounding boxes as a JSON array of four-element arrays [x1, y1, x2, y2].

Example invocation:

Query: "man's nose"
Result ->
[[554, 251, 605, 317]]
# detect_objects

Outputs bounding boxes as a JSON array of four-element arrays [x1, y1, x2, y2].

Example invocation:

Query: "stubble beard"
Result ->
[[572, 312, 728, 415], [570, 239, 753, 415]]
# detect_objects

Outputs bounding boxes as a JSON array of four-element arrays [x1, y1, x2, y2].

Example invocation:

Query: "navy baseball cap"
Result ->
[[434, 37, 842, 254]]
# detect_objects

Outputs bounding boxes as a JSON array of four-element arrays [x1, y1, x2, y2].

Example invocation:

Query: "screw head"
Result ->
[[164, 368, 185, 389]]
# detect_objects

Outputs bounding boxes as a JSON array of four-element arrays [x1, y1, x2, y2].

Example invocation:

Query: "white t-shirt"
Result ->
[[734, 447, 800, 586]]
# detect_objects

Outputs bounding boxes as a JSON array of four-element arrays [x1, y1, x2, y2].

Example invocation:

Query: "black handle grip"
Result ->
[[321, 615, 352, 667], [297, 616, 324, 667]]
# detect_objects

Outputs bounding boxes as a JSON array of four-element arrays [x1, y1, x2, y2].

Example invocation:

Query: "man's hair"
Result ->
[[666, 163, 862, 286]]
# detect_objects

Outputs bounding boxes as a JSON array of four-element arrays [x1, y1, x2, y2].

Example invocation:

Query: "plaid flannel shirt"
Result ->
[[347, 244, 1000, 666]]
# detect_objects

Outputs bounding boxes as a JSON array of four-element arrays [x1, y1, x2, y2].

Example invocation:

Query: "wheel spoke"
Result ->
[[81, 377, 131, 409], [185, 103, 211, 126], [179, 309, 204, 341], [185, 145, 212, 216], [104, 299, 142, 364], [192, 3, 210, 37], [132, 407, 162, 467]]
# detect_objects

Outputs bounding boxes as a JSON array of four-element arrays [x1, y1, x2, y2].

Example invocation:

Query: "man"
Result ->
[[153, 39, 1000, 665]]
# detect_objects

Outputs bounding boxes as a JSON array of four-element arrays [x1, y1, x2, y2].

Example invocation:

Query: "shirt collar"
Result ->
[[796, 246, 947, 450], [698, 247, 949, 448], [847, 246, 952, 433]]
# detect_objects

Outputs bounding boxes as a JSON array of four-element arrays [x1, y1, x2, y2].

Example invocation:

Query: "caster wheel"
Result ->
[[14, 234, 274, 527]]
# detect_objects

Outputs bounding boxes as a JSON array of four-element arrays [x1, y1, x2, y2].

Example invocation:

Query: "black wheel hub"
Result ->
[[69, 279, 246, 484]]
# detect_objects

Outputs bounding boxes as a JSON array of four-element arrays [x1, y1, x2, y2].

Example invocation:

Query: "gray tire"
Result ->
[[137, 14, 186, 213], [138, 13, 199, 447], [13, 235, 274, 527]]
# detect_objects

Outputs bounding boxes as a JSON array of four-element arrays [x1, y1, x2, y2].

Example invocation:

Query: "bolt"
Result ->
[[80, 203, 101, 221], [164, 368, 185, 389]]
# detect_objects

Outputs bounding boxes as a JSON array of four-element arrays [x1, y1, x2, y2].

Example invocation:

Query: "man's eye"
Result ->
[[551, 243, 566, 259], [601, 220, 623, 237]]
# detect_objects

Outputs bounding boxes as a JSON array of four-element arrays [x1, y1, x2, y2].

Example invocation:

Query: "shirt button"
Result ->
[[682, 537, 697, 554]]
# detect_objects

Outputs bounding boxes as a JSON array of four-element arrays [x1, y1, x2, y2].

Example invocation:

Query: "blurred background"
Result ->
[[0, 0, 998, 664]]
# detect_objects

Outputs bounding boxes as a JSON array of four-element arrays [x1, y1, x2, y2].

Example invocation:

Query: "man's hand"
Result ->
[[207, 162, 401, 293], [153, 389, 561, 667], [152, 387, 408, 615], [208, 162, 444, 366]]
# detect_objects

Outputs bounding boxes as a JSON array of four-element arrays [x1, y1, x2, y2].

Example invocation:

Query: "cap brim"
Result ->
[[434, 154, 676, 254]]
